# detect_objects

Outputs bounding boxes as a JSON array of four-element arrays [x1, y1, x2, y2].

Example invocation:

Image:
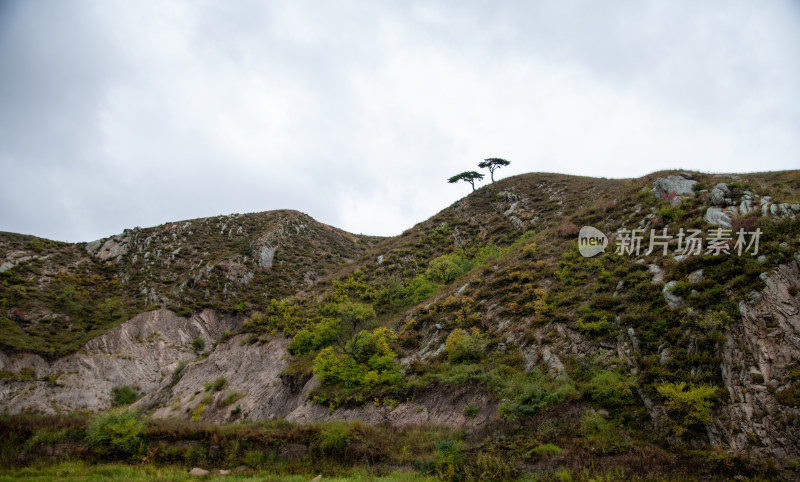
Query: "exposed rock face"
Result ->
[[0, 309, 239, 413], [142, 333, 497, 428], [285, 387, 496, 428], [708, 258, 800, 459], [0, 252, 37, 273], [710, 183, 732, 206], [648, 264, 665, 285], [662, 281, 684, 310], [687, 269, 704, 283], [704, 207, 732, 227], [86, 230, 139, 261], [653, 175, 698, 205], [257, 246, 276, 268], [1, 305, 500, 429], [143, 335, 306, 423]]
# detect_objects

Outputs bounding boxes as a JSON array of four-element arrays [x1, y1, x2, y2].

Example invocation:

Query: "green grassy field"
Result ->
[[0, 461, 434, 482]]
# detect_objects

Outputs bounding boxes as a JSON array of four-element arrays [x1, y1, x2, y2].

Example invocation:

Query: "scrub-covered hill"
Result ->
[[2, 169, 800, 480], [0, 209, 380, 357]]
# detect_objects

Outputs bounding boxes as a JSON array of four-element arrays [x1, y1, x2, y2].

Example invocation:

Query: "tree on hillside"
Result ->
[[334, 299, 376, 336], [448, 171, 484, 191], [478, 158, 510, 182]]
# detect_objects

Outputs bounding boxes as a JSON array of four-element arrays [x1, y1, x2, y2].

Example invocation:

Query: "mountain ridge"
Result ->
[[2, 169, 800, 478]]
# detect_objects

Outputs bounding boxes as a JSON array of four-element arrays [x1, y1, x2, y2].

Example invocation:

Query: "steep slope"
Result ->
[[0, 309, 238, 413], [196, 169, 799, 460]]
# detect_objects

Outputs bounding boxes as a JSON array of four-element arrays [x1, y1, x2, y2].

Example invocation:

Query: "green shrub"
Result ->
[[434, 439, 464, 481], [191, 336, 205, 352], [656, 381, 717, 436], [182, 446, 207, 466], [333, 299, 376, 335], [111, 385, 141, 406], [575, 315, 610, 336], [414, 459, 435, 474], [212, 376, 226, 391], [580, 411, 632, 453], [288, 318, 340, 355], [471, 244, 503, 264], [554, 467, 573, 481], [85, 410, 145, 458], [498, 371, 577, 418], [581, 410, 611, 434], [313, 327, 400, 389], [243, 449, 264, 468], [390, 275, 439, 309], [776, 384, 800, 407], [466, 453, 516, 480], [426, 253, 473, 284], [530, 443, 561, 457], [444, 328, 487, 363], [657, 205, 683, 222], [585, 370, 635, 408], [26, 428, 68, 449], [694, 310, 732, 330], [317, 421, 350, 455], [222, 391, 244, 406], [463, 403, 478, 417], [191, 395, 211, 419]]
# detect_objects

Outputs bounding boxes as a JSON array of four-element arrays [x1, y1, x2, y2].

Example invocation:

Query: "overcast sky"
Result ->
[[1, 0, 798, 242]]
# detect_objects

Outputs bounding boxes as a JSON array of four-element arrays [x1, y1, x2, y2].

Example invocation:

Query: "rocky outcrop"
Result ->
[[257, 246, 276, 268], [86, 229, 140, 261], [0, 252, 39, 273], [0, 309, 239, 413], [704, 207, 732, 227], [143, 335, 305, 423], [708, 258, 800, 459], [662, 280, 684, 310], [285, 387, 496, 428], [710, 183, 732, 206], [141, 332, 497, 428], [1, 306, 499, 429], [653, 175, 698, 205], [648, 264, 665, 285]]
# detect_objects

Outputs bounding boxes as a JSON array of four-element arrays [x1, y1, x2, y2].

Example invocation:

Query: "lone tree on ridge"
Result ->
[[448, 171, 484, 191], [478, 158, 510, 182]]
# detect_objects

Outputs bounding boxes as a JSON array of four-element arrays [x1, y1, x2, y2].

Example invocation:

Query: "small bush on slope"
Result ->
[[85, 410, 144, 459], [656, 381, 717, 437]]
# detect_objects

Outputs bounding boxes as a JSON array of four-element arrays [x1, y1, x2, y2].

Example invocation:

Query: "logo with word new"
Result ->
[[578, 226, 608, 257]]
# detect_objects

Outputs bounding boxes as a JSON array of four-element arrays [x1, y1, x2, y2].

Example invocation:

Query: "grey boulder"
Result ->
[[705, 207, 732, 227]]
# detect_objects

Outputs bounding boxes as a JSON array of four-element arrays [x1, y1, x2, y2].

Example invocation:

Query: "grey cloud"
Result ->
[[1, 0, 798, 242]]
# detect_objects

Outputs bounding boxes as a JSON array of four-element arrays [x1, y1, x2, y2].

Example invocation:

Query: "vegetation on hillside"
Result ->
[[0, 410, 780, 480], [2, 169, 800, 479], [0, 210, 379, 357]]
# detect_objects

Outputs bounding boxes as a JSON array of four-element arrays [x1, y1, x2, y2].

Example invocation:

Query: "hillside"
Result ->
[[0, 210, 380, 357], [2, 169, 800, 480]]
